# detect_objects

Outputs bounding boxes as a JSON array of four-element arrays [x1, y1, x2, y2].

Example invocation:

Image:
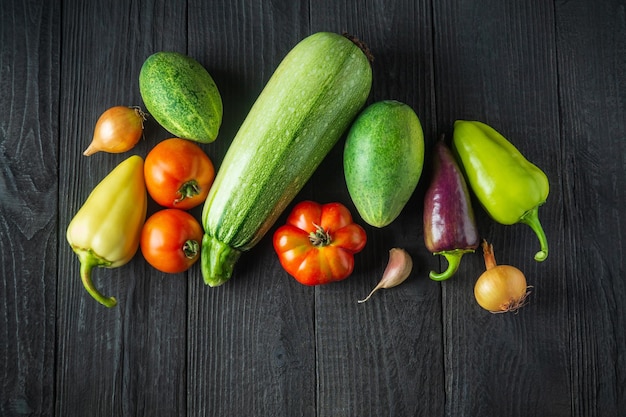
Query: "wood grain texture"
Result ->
[[309, 1, 444, 416], [56, 1, 188, 416], [185, 2, 316, 416], [0, 1, 59, 415], [433, 1, 569, 416], [1, 0, 626, 416], [556, 1, 626, 416]]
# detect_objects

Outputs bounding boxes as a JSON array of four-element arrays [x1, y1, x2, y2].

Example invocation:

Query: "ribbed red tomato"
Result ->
[[140, 209, 203, 273], [273, 200, 367, 285], [144, 138, 215, 210]]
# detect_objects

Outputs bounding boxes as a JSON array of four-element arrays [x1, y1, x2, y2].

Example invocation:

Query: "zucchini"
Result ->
[[201, 32, 372, 286]]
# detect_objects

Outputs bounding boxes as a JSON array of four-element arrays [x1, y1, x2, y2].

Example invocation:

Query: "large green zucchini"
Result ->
[[201, 32, 372, 286]]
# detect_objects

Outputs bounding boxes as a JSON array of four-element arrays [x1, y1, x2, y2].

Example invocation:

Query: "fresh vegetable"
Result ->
[[201, 31, 372, 286], [453, 120, 549, 261], [83, 106, 147, 156], [140, 209, 203, 274], [66, 155, 147, 307], [358, 248, 412, 303], [139, 51, 222, 143], [144, 138, 215, 210], [344, 100, 424, 227], [474, 240, 531, 313], [423, 139, 479, 281], [273, 200, 367, 286]]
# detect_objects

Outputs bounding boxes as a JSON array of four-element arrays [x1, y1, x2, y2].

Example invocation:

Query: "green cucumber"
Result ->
[[139, 51, 222, 143], [343, 100, 424, 227], [201, 32, 372, 286]]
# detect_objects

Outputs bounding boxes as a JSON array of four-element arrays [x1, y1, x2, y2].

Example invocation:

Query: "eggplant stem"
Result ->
[[429, 249, 474, 281]]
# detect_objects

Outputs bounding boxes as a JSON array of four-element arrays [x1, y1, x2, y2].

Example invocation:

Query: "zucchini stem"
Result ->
[[201, 234, 242, 287]]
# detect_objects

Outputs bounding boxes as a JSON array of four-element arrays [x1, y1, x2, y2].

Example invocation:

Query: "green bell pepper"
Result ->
[[452, 120, 549, 262]]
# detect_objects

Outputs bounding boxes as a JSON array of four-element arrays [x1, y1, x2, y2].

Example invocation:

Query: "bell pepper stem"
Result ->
[[201, 234, 242, 287], [77, 249, 117, 308], [429, 249, 474, 281], [519, 205, 548, 262]]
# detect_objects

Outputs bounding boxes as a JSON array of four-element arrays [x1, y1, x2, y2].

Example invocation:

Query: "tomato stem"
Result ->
[[309, 223, 332, 247], [175, 180, 200, 204], [183, 239, 200, 259]]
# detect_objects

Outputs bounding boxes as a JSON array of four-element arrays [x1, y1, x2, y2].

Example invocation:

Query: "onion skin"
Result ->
[[84, 106, 146, 156], [474, 240, 530, 313], [423, 139, 479, 281]]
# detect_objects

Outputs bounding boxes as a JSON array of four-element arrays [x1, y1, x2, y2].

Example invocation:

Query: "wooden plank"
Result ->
[[555, 1, 626, 416], [0, 1, 59, 416], [2, 1, 623, 416], [309, 1, 445, 416], [56, 1, 188, 416], [432, 1, 571, 416], [185, 1, 318, 416]]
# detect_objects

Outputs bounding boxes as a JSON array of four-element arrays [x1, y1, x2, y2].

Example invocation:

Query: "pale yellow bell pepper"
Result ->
[[66, 155, 147, 307]]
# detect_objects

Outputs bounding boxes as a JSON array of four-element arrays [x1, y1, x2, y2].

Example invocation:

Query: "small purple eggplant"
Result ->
[[423, 138, 479, 281]]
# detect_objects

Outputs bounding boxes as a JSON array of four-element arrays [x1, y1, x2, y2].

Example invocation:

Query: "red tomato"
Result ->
[[273, 200, 367, 285], [144, 138, 215, 210], [140, 209, 203, 273]]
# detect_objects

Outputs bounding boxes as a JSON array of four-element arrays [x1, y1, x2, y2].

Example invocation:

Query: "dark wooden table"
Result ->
[[2, 0, 625, 416]]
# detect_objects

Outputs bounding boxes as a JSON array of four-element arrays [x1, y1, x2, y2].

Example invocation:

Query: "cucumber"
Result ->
[[139, 51, 222, 143], [201, 32, 372, 286], [343, 100, 424, 227]]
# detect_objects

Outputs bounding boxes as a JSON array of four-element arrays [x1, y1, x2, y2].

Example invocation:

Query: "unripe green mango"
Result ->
[[343, 100, 424, 227]]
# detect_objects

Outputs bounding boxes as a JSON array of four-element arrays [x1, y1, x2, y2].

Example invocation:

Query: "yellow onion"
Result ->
[[83, 106, 147, 156], [474, 240, 530, 313]]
